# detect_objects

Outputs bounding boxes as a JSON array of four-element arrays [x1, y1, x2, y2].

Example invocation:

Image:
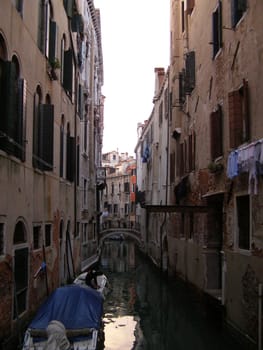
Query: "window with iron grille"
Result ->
[[231, 0, 247, 27]]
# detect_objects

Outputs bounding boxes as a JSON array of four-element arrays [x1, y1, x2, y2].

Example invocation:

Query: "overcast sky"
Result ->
[[94, 0, 170, 156]]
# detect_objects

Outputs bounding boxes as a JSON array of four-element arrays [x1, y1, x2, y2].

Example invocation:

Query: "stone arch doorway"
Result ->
[[13, 220, 28, 319]]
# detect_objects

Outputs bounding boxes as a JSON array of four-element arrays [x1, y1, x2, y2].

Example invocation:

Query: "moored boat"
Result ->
[[73, 271, 109, 299], [22, 284, 104, 350]]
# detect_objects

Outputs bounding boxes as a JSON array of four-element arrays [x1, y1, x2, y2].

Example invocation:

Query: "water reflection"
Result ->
[[99, 240, 245, 350]]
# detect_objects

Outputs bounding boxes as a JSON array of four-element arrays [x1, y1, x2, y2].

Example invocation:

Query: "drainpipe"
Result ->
[[259, 283, 262, 350]]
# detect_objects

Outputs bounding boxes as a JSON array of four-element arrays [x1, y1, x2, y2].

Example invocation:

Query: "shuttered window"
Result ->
[[38, 104, 54, 170], [231, 0, 247, 27], [179, 70, 186, 104], [228, 80, 249, 148], [186, 0, 195, 14], [63, 0, 73, 18], [210, 106, 223, 160], [63, 49, 73, 96], [170, 152, 175, 183], [0, 60, 26, 160], [185, 51, 195, 93], [48, 20, 57, 64], [66, 135, 75, 182], [212, 1, 222, 59], [188, 132, 195, 171]]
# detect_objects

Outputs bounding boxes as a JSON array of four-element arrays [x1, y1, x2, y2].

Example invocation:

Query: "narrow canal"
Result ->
[[97, 239, 246, 350]]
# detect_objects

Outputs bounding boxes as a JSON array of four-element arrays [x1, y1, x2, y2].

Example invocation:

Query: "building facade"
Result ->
[[101, 151, 136, 231], [136, 0, 263, 346], [0, 0, 104, 345]]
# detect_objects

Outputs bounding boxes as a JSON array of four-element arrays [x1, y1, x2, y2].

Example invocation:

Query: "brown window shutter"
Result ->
[[210, 106, 223, 159], [186, 0, 195, 14], [228, 90, 243, 148]]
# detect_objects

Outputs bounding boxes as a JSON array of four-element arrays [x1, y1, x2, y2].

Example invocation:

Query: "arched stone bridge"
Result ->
[[99, 227, 143, 247]]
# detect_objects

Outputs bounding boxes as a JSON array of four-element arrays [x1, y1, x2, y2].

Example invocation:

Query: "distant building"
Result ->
[[101, 151, 136, 230]]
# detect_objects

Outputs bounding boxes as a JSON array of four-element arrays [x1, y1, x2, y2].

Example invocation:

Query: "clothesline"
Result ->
[[227, 138, 263, 195]]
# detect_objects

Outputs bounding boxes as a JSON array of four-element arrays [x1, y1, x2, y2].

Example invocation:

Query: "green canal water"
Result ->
[[98, 239, 248, 350]]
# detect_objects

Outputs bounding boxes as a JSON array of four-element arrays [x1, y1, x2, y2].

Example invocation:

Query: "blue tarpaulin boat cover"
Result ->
[[29, 285, 104, 331]]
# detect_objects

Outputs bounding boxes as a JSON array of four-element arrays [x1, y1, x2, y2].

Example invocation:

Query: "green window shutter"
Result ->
[[0, 61, 18, 155], [66, 136, 75, 182], [17, 78, 27, 161], [185, 51, 195, 93], [49, 20, 57, 63], [210, 106, 223, 160], [63, 0, 73, 18], [63, 49, 73, 96], [38, 0, 46, 53], [71, 14, 84, 33], [39, 104, 54, 171], [78, 84, 84, 118]]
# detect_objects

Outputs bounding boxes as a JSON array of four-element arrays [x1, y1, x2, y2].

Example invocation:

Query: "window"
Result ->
[[63, 0, 73, 18], [63, 48, 73, 96], [111, 183, 114, 195], [228, 80, 249, 148], [15, 0, 23, 15], [124, 182, 130, 193], [0, 223, 4, 255], [236, 195, 250, 250], [14, 247, 28, 317], [45, 224, 52, 247], [38, 0, 57, 62], [60, 115, 65, 177], [181, 1, 185, 32], [125, 203, 129, 215], [13, 221, 28, 318], [66, 123, 75, 182], [186, 0, 195, 14], [212, 1, 222, 59], [231, 0, 247, 27], [0, 56, 26, 160], [84, 178, 87, 206], [179, 70, 186, 104], [170, 152, 175, 183], [33, 225, 42, 250], [159, 101, 163, 125], [188, 132, 195, 171], [32, 90, 54, 171], [113, 204, 118, 214], [185, 52, 195, 93], [210, 106, 223, 160], [82, 223, 88, 243]]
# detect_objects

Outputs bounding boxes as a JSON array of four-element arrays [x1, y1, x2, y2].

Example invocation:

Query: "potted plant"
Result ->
[[47, 58, 61, 80], [208, 161, 224, 174]]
